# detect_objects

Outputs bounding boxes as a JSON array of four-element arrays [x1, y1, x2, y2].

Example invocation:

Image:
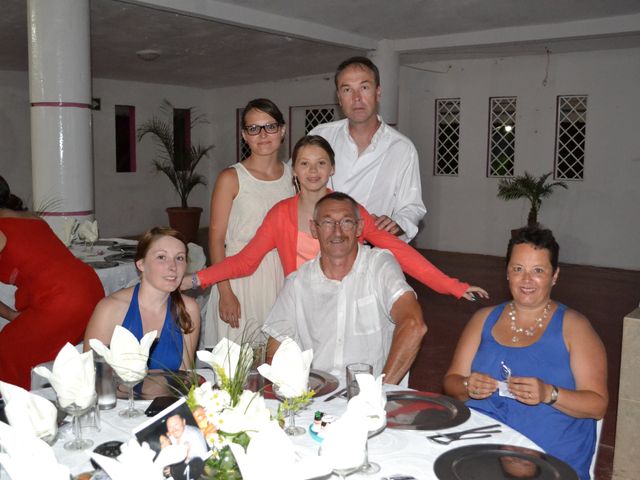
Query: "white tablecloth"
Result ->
[[47, 371, 541, 479]]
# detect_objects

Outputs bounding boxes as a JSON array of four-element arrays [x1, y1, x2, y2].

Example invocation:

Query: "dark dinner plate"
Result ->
[[116, 370, 205, 400], [263, 369, 339, 399], [107, 244, 137, 252], [384, 391, 470, 430], [87, 260, 119, 269], [104, 252, 136, 262], [433, 444, 578, 480]]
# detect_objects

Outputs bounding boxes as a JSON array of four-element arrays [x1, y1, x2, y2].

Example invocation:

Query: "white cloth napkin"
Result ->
[[197, 338, 249, 385], [91, 438, 188, 480], [77, 219, 99, 243], [346, 373, 387, 431], [0, 381, 57, 442], [257, 337, 312, 398], [32, 343, 96, 409], [0, 421, 70, 480], [60, 218, 78, 246], [318, 410, 368, 471], [90, 325, 157, 383], [229, 420, 331, 480]]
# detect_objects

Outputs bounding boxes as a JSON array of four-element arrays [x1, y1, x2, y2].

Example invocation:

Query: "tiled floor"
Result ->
[[406, 249, 640, 480]]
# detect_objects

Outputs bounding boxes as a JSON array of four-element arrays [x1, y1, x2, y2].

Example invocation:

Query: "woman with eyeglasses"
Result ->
[[187, 135, 487, 302], [203, 98, 294, 345]]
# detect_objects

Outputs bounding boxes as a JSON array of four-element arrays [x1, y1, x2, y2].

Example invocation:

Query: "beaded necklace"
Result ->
[[508, 302, 552, 343]]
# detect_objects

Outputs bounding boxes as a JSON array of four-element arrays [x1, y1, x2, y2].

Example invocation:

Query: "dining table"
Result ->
[[40, 370, 543, 480]]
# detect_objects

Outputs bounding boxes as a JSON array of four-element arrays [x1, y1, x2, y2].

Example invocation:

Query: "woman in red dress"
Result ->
[[0, 177, 104, 388]]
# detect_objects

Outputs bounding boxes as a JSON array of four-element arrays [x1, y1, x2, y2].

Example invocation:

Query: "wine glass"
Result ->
[[57, 393, 97, 450], [361, 416, 387, 474], [318, 444, 365, 480], [114, 365, 147, 418], [273, 385, 306, 436]]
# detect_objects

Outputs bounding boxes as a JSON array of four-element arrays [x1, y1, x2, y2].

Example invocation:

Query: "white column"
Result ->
[[369, 39, 400, 126], [27, 0, 94, 236]]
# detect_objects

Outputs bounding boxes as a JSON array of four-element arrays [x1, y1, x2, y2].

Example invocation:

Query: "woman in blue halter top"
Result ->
[[444, 226, 608, 480], [84, 227, 201, 371]]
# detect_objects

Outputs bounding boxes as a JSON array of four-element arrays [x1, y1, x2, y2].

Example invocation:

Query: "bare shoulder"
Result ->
[[182, 294, 199, 312], [216, 167, 239, 186], [562, 306, 599, 338], [468, 305, 495, 327], [97, 287, 134, 314]]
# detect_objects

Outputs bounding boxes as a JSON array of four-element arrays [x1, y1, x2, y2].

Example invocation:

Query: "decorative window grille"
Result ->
[[289, 104, 340, 155], [236, 108, 251, 162], [555, 95, 587, 180], [487, 97, 516, 177], [434, 98, 460, 176]]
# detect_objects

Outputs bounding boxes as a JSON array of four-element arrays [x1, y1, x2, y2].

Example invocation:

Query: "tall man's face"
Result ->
[[336, 64, 381, 126], [310, 199, 363, 262]]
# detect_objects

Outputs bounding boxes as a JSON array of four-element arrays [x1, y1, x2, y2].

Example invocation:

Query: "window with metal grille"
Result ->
[[289, 104, 340, 155], [236, 108, 251, 162], [115, 105, 136, 172], [305, 108, 334, 133], [487, 97, 516, 177], [555, 95, 587, 180], [434, 98, 460, 176]]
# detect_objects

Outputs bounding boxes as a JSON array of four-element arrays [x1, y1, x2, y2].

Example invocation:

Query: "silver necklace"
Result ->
[[508, 302, 552, 343]]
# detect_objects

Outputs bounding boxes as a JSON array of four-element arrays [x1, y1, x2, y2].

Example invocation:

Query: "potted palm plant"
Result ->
[[497, 171, 568, 227], [138, 100, 214, 242]]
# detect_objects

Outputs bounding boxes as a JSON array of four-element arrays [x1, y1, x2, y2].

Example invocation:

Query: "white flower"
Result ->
[[218, 390, 271, 435]]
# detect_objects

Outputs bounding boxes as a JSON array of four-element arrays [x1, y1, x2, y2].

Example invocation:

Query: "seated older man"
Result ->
[[263, 192, 427, 384]]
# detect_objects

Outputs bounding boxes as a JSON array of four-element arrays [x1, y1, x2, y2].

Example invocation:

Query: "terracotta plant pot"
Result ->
[[165, 207, 202, 243]]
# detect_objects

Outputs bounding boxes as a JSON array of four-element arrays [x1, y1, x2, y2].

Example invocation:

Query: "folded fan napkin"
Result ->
[[90, 325, 157, 383], [0, 421, 70, 480], [257, 337, 312, 398], [319, 410, 368, 471], [0, 381, 57, 441], [91, 438, 188, 480], [346, 373, 387, 431], [229, 420, 331, 480], [32, 343, 96, 409], [77, 219, 99, 243], [60, 218, 78, 246], [197, 337, 249, 385]]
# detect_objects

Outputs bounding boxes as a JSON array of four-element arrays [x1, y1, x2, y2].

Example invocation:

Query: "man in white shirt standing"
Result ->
[[263, 192, 427, 384], [310, 56, 426, 242]]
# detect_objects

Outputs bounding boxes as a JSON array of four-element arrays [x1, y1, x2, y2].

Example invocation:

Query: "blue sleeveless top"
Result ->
[[121, 284, 183, 371], [467, 303, 595, 480]]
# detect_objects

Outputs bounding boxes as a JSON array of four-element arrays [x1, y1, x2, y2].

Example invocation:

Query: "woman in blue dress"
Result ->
[[84, 227, 200, 370], [443, 226, 608, 480]]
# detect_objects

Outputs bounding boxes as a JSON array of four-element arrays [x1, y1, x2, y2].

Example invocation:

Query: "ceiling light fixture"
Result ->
[[136, 49, 161, 61]]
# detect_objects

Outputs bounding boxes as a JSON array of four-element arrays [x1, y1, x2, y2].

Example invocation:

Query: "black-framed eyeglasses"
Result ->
[[314, 218, 358, 232], [243, 123, 280, 136]]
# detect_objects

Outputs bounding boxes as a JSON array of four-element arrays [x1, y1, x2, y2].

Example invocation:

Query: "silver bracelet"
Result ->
[[191, 273, 198, 289]]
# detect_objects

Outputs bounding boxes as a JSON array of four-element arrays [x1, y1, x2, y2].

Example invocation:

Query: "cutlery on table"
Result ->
[[323, 387, 347, 402], [426, 423, 502, 445]]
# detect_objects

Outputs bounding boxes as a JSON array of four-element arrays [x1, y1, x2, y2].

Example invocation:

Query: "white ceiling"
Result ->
[[2, 0, 640, 88]]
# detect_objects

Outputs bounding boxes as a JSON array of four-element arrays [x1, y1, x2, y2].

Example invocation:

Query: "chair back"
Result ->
[[589, 418, 604, 479]]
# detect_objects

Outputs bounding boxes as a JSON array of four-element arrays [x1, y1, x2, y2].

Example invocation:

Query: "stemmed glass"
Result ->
[[318, 444, 365, 480], [273, 385, 306, 436], [56, 393, 97, 450], [361, 416, 387, 474], [114, 363, 147, 418]]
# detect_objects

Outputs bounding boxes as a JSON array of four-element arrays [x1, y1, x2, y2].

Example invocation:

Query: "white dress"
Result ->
[[202, 162, 294, 346]]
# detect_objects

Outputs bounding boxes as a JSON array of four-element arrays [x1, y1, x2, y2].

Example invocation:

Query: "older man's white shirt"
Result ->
[[310, 117, 426, 241], [263, 245, 415, 377]]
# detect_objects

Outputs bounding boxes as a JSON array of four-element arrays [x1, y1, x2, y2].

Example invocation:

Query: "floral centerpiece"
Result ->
[[189, 337, 313, 479]]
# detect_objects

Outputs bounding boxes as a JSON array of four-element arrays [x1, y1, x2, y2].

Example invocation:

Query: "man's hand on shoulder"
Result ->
[[371, 214, 404, 237]]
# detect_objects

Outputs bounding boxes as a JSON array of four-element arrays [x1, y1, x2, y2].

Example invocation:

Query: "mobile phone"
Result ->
[[144, 396, 179, 417]]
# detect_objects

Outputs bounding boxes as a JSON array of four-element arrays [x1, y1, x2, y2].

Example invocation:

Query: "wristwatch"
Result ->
[[545, 385, 559, 405]]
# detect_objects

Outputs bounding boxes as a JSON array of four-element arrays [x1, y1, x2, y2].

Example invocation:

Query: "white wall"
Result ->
[[401, 47, 640, 269]]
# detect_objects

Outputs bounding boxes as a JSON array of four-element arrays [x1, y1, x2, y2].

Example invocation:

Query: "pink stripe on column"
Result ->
[[31, 102, 91, 108], [39, 210, 93, 216]]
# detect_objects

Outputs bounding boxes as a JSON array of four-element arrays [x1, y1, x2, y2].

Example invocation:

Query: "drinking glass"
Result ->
[[116, 375, 145, 418], [318, 444, 365, 480], [273, 385, 306, 436], [57, 393, 97, 450], [361, 414, 387, 475], [345, 362, 373, 400]]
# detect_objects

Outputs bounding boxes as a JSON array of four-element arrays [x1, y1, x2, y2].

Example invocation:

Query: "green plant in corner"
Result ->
[[497, 171, 568, 227], [137, 99, 213, 208]]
